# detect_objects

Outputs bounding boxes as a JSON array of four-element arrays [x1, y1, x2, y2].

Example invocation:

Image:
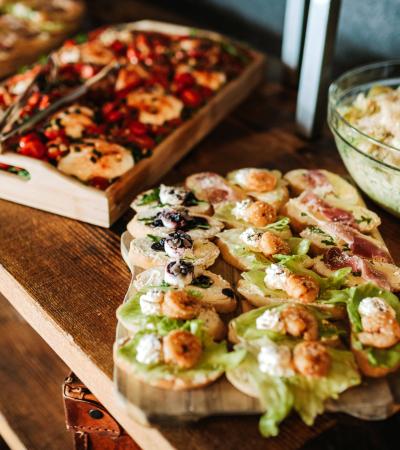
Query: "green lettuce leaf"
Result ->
[[217, 228, 309, 271], [274, 254, 351, 291], [117, 332, 245, 383], [241, 270, 287, 298], [227, 345, 360, 437], [231, 304, 347, 344], [346, 283, 400, 369]]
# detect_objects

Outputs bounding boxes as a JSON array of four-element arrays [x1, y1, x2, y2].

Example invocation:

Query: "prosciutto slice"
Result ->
[[306, 170, 331, 189], [317, 221, 392, 263], [324, 247, 392, 290], [300, 192, 357, 228]]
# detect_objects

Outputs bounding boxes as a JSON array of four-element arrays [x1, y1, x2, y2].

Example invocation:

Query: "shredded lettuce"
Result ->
[[346, 283, 400, 369]]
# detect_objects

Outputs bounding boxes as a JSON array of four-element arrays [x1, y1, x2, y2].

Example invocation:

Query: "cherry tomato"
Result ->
[[110, 40, 126, 55], [90, 176, 110, 190], [128, 120, 148, 136], [180, 88, 203, 108], [174, 72, 195, 90], [129, 134, 155, 149], [18, 133, 47, 159], [43, 128, 66, 140]]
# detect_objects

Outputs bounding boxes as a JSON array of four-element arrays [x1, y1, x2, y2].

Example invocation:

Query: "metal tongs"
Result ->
[[0, 59, 120, 149]]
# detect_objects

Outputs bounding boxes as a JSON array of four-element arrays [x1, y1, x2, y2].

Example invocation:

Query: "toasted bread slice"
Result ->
[[237, 279, 346, 319], [115, 340, 224, 390], [127, 211, 224, 240], [131, 186, 212, 215], [351, 337, 400, 378], [284, 169, 360, 205], [282, 196, 380, 234], [227, 168, 289, 210], [129, 236, 220, 270], [299, 226, 346, 255], [185, 172, 246, 205], [133, 267, 237, 313]]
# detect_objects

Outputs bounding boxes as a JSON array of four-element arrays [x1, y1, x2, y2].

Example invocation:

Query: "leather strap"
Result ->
[[63, 373, 141, 450]]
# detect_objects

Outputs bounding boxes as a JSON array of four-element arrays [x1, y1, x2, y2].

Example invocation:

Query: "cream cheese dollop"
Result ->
[[256, 309, 284, 332], [136, 334, 163, 365], [240, 227, 263, 251], [258, 342, 294, 377], [232, 199, 252, 220], [139, 289, 164, 316], [264, 264, 289, 291], [358, 296, 395, 318]]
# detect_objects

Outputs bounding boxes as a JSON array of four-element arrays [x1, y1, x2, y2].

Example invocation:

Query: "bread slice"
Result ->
[[127, 211, 224, 240], [351, 336, 400, 378], [216, 227, 292, 272], [131, 187, 212, 215], [185, 172, 246, 204], [237, 278, 346, 319], [284, 169, 361, 205], [282, 196, 380, 234], [133, 267, 237, 313], [114, 341, 224, 390], [128, 236, 220, 270], [226, 168, 290, 211]]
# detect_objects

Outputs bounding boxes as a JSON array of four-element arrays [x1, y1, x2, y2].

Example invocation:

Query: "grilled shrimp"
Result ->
[[163, 330, 202, 369], [245, 169, 277, 192], [162, 290, 201, 320], [281, 305, 319, 340], [293, 341, 331, 377], [285, 274, 320, 303], [259, 231, 290, 257], [242, 201, 277, 227], [358, 314, 400, 349]]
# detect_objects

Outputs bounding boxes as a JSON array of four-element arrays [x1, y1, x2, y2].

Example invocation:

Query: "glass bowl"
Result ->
[[328, 60, 400, 217]]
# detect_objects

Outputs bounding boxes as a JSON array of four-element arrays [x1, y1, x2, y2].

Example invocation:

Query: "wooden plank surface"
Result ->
[[0, 56, 399, 449], [0, 294, 71, 450]]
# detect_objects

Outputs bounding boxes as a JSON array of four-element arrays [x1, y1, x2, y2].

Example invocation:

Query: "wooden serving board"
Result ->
[[0, 21, 266, 228], [114, 231, 400, 425]]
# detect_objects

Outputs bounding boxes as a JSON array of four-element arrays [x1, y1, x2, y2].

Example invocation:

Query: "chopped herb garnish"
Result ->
[[138, 187, 160, 205], [147, 234, 162, 243], [321, 238, 336, 246], [355, 215, 372, 225]]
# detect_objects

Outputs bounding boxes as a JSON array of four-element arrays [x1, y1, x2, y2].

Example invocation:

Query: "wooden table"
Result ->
[[1, 11, 400, 450]]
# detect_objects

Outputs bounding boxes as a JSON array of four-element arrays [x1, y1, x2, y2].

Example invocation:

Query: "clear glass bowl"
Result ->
[[328, 60, 400, 217]]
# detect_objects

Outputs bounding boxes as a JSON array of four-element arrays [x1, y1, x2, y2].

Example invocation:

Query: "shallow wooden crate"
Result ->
[[0, 21, 266, 227]]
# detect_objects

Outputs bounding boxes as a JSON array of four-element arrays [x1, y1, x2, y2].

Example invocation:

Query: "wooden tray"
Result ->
[[114, 231, 400, 426], [0, 21, 266, 227]]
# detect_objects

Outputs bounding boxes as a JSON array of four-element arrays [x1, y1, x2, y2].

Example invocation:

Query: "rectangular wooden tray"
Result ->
[[0, 20, 266, 227], [114, 231, 400, 426]]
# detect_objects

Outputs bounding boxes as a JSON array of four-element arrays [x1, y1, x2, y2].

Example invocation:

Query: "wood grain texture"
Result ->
[[0, 54, 399, 449], [0, 21, 265, 228], [0, 294, 71, 450]]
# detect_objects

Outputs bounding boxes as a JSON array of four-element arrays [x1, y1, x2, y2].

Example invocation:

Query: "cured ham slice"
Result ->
[[323, 247, 392, 291], [306, 170, 331, 190], [300, 192, 357, 228], [317, 221, 392, 263], [185, 172, 245, 205]]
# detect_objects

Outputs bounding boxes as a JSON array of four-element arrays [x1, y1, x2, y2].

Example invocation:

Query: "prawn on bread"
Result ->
[[216, 218, 310, 271], [227, 168, 290, 211], [226, 304, 360, 437], [115, 324, 245, 390], [345, 283, 400, 377], [236, 253, 351, 318]]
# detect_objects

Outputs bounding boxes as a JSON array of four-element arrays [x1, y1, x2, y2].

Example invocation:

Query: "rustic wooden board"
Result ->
[[0, 294, 71, 450], [1, 54, 400, 449], [115, 231, 400, 423], [0, 20, 266, 228]]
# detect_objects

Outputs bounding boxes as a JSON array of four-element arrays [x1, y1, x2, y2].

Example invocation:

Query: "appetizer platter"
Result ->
[[0, 21, 265, 226], [0, 0, 85, 78], [114, 167, 400, 438]]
